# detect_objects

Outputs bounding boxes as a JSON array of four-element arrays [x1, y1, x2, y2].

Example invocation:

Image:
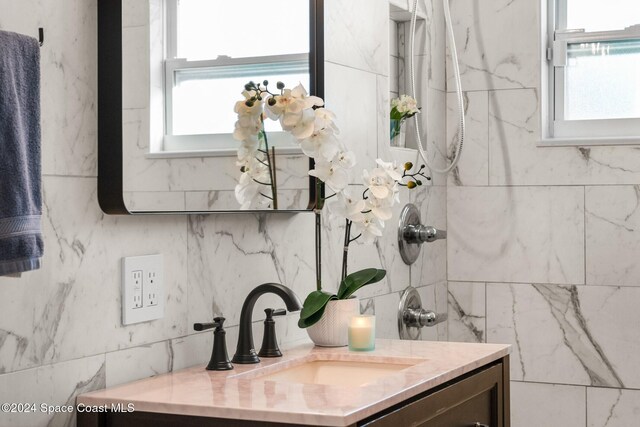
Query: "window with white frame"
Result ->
[[547, 0, 640, 143], [162, 0, 310, 153]]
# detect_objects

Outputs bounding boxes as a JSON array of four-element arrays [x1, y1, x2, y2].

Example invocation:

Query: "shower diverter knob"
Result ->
[[398, 204, 447, 265], [398, 286, 447, 340]]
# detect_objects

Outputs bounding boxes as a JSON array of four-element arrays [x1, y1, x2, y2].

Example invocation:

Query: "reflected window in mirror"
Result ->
[[161, 0, 310, 153]]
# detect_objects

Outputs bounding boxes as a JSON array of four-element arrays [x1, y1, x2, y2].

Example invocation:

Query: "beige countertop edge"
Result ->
[[77, 340, 511, 427]]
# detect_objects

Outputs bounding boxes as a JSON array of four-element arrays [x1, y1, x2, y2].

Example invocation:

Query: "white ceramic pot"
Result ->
[[306, 298, 360, 347]]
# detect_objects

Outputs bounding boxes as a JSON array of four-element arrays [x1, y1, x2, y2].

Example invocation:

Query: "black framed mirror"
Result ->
[[98, 0, 324, 214]]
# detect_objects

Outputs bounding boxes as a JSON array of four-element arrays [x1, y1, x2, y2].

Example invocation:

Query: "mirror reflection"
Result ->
[[121, 0, 314, 212]]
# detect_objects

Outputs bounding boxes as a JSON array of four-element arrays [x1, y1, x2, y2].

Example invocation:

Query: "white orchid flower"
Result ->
[[264, 88, 303, 121], [352, 212, 384, 243], [314, 108, 338, 134], [309, 160, 349, 192], [291, 84, 324, 109], [375, 159, 403, 181], [299, 129, 340, 160], [327, 188, 366, 222], [237, 139, 259, 162], [334, 150, 356, 169], [235, 172, 261, 209], [363, 167, 395, 199], [284, 108, 316, 140], [365, 189, 397, 221]]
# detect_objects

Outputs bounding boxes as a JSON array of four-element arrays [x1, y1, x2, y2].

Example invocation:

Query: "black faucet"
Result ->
[[194, 317, 233, 371], [232, 283, 302, 364]]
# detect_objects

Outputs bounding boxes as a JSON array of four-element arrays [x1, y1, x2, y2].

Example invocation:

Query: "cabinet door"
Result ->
[[362, 363, 504, 427]]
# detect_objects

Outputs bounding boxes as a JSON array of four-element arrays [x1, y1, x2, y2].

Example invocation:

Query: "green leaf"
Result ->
[[337, 268, 378, 299], [298, 306, 327, 328], [338, 269, 386, 300], [299, 290, 336, 321]]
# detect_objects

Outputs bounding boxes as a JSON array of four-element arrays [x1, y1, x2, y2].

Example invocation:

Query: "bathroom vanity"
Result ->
[[77, 340, 510, 427]]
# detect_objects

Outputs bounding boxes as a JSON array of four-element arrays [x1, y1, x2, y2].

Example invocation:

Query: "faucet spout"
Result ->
[[232, 283, 302, 364]]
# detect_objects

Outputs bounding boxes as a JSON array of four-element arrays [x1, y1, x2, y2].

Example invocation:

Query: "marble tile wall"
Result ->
[[445, 0, 640, 425], [0, 0, 447, 426]]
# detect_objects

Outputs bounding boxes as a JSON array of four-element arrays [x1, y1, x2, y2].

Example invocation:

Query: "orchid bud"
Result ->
[[240, 166, 246, 173], [404, 162, 413, 171], [268, 97, 277, 106], [277, 81, 285, 90], [244, 83, 252, 91], [263, 80, 269, 86], [416, 180, 422, 186], [245, 100, 254, 107], [407, 181, 417, 189]]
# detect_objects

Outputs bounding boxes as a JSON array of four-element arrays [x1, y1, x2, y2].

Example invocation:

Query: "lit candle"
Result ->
[[349, 315, 375, 351]]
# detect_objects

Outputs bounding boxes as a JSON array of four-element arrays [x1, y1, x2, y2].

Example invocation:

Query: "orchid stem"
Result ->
[[341, 219, 352, 282], [260, 117, 278, 209]]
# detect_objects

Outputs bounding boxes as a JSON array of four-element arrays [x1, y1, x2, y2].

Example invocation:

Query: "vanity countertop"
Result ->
[[77, 339, 510, 426]]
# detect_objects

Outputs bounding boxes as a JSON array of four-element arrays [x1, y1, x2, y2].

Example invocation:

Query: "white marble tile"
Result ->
[[411, 185, 447, 287], [586, 186, 640, 286], [0, 177, 188, 374], [404, 87, 448, 186], [122, 0, 149, 28], [0, 355, 105, 427], [487, 283, 640, 388], [0, 0, 101, 178], [122, 26, 149, 110], [371, 292, 401, 340], [512, 382, 586, 427], [124, 191, 186, 212], [488, 89, 640, 186], [447, 282, 485, 343], [587, 387, 640, 427], [446, 91, 488, 186], [446, 0, 539, 92], [324, 62, 379, 180], [325, 0, 388, 75], [187, 212, 316, 330], [393, 0, 446, 92], [106, 341, 176, 387], [448, 186, 585, 284], [389, 19, 399, 58]]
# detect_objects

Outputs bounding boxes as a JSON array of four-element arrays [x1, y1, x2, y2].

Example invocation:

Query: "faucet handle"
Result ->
[[258, 308, 285, 358], [265, 308, 286, 318], [194, 317, 225, 332]]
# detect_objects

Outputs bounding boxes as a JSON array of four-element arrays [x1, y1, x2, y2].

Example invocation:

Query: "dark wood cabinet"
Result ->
[[78, 356, 510, 427], [359, 358, 509, 427]]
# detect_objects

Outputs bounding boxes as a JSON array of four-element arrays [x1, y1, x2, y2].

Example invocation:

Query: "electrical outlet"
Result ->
[[122, 255, 164, 325], [132, 270, 143, 309], [144, 270, 160, 307]]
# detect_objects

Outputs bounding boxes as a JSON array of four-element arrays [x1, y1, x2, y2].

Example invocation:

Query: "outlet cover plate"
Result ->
[[122, 254, 164, 325]]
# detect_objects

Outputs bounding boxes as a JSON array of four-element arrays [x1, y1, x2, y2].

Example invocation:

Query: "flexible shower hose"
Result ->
[[409, 0, 465, 174]]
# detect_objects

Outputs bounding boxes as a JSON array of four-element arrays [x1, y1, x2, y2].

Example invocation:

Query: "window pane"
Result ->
[[177, 0, 309, 60], [172, 65, 309, 135], [566, 0, 640, 31], [565, 39, 640, 120]]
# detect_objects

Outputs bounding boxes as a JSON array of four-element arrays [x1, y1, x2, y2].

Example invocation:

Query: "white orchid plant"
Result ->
[[233, 81, 430, 328], [390, 94, 420, 140]]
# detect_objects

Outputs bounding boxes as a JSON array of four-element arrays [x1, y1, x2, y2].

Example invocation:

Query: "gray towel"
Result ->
[[0, 30, 43, 276]]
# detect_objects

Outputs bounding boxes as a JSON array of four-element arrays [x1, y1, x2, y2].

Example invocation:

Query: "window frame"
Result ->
[[159, 0, 309, 155], [543, 0, 640, 145]]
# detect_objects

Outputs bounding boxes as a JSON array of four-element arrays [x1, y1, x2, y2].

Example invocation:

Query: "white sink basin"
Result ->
[[246, 359, 417, 387]]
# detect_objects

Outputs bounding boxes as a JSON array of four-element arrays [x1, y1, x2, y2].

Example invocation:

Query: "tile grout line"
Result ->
[[583, 186, 587, 286]]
